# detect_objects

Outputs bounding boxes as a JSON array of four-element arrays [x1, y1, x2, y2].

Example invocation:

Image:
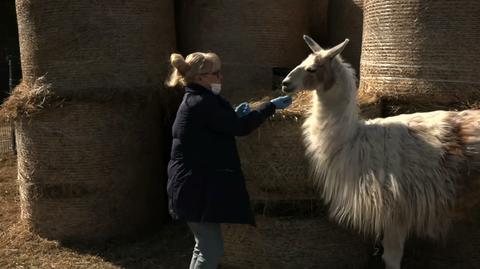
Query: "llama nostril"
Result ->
[[282, 80, 290, 87]]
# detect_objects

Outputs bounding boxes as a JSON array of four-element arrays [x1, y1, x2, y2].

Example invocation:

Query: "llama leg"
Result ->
[[382, 226, 407, 269]]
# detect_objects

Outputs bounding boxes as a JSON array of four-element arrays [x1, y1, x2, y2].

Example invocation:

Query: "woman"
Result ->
[[165, 52, 292, 269]]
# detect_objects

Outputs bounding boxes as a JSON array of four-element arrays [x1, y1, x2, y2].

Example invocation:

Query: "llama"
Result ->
[[281, 35, 480, 269]]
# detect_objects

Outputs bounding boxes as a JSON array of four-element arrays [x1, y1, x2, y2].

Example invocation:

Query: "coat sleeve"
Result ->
[[205, 97, 276, 137]]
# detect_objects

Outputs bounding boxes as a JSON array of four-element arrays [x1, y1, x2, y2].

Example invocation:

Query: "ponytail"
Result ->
[[164, 52, 221, 88], [165, 53, 189, 88]]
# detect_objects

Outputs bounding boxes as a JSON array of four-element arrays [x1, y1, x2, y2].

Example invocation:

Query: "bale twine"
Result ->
[[359, 0, 480, 110], [11, 0, 177, 242], [327, 0, 364, 78], [221, 215, 370, 269], [16, 0, 176, 96], [16, 100, 164, 242], [176, 0, 324, 103]]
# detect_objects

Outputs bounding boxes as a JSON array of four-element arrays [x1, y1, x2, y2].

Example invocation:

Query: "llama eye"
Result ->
[[306, 67, 317, 73]]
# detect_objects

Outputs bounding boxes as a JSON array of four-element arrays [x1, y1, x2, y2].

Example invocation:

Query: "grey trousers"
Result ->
[[187, 222, 224, 269]]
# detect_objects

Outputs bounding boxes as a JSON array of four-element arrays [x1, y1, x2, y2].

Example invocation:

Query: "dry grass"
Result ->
[[249, 90, 384, 121], [248, 90, 312, 121], [0, 154, 194, 269], [0, 78, 66, 121], [383, 99, 480, 116]]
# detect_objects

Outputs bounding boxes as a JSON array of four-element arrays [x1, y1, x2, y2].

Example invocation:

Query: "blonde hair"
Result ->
[[165, 52, 221, 88]]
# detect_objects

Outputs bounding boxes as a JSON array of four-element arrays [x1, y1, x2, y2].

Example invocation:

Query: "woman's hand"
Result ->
[[270, 95, 292, 109], [235, 102, 251, 117]]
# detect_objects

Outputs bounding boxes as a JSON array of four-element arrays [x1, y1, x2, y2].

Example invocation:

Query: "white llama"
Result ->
[[281, 35, 480, 269]]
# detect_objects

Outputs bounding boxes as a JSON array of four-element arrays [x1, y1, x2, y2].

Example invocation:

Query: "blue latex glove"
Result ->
[[235, 102, 251, 117], [270, 95, 293, 109]]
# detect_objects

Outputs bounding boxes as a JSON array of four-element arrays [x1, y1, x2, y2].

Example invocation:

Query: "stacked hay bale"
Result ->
[[359, 0, 480, 116], [175, 0, 326, 104], [2, 0, 176, 242], [238, 91, 316, 202], [222, 91, 370, 268], [358, 1, 480, 267]]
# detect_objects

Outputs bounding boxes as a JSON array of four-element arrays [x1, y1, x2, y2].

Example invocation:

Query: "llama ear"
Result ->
[[326, 39, 349, 59], [303, 35, 323, 52]]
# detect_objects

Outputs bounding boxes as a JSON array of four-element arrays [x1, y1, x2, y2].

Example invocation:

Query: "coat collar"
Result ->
[[186, 83, 232, 109], [185, 83, 213, 95]]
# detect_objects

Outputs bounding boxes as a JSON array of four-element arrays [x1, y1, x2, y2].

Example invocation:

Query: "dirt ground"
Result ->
[[0, 153, 194, 269]]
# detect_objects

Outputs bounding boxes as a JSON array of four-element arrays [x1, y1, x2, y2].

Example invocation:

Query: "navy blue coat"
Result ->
[[167, 83, 276, 225]]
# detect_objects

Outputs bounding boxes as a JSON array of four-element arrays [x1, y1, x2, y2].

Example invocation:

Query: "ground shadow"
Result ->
[[61, 220, 194, 269]]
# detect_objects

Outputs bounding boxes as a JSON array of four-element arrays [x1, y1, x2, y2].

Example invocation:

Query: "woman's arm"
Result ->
[[205, 97, 275, 136]]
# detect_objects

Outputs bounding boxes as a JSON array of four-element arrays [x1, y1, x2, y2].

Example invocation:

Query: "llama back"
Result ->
[[304, 109, 476, 238], [374, 109, 480, 216]]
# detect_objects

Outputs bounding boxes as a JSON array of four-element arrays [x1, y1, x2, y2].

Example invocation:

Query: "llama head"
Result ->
[[282, 35, 349, 94]]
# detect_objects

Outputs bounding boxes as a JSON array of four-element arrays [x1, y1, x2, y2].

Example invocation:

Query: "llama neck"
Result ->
[[307, 58, 360, 147]]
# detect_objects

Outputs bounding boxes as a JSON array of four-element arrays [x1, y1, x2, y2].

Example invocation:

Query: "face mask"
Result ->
[[210, 83, 222, 95]]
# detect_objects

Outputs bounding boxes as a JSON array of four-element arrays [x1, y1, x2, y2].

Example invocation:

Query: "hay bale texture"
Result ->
[[359, 0, 480, 114], [15, 0, 175, 96], [175, 0, 328, 104], [7, 0, 176, 242], [16, 101, 162, 241], [237, 91, 316, 202]]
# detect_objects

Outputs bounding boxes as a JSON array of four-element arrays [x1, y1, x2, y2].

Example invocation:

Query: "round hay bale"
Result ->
[[359, 0, 480, 106], [238, 118, 314, 200], [175, 0, 317, 103], [221, 215, 370, 269], [327, 0, 364, 78], [16, 100, 164, 242], [16, 0, 176, 97], [237, 91, 316, 201]]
